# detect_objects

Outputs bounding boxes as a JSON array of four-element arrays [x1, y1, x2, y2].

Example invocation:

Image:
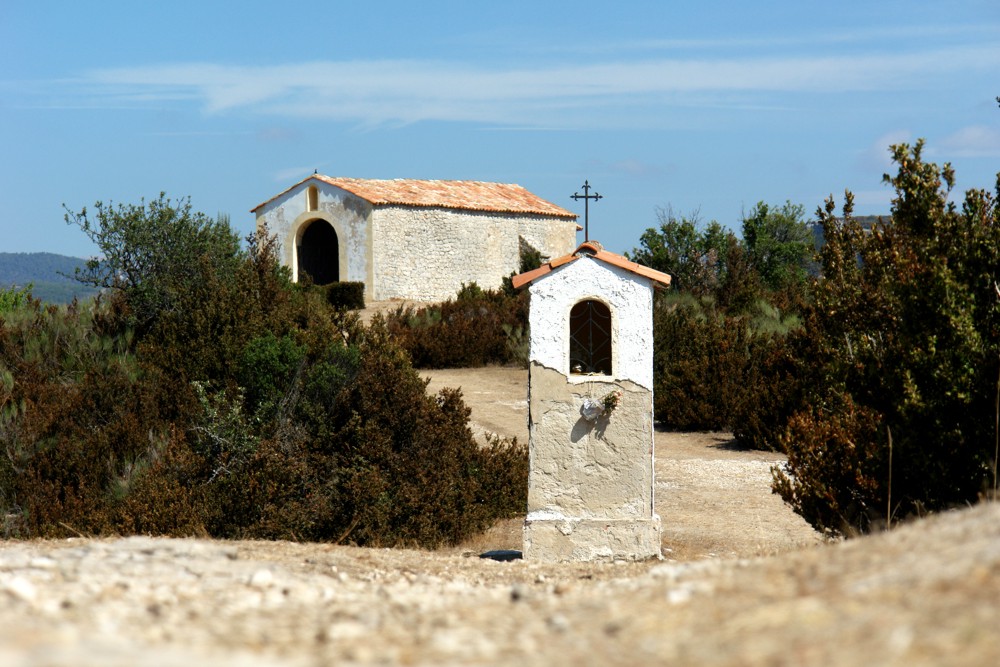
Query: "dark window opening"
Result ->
[[298, 220, 339, 286], [569, 299, 612, 375]]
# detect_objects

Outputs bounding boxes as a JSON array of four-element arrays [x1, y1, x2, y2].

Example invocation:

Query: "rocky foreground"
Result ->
[[1, 502, 998, 666]]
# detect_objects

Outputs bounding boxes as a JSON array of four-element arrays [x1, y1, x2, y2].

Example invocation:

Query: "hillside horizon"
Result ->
[[0, 251, 101, 304]]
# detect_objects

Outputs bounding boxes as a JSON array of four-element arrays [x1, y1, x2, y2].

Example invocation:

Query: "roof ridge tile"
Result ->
[[252, 175, 577, 220], [511, 241, 672, 289]]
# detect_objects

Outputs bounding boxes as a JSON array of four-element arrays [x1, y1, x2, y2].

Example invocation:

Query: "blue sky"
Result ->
[[2, 1, 998, 258]]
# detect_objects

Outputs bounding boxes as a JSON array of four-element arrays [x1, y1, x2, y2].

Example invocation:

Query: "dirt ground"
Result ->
[[421, 366, 822, 561], [1, 365, 998, 666]]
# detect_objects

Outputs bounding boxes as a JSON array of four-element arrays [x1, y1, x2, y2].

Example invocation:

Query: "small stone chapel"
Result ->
[[251, 175, 580, 303]]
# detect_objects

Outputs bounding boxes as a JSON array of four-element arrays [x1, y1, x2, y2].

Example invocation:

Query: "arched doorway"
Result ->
[[297, 220, 339, 285]]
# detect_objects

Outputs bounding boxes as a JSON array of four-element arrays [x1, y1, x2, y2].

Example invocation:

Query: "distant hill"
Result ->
[[0, 252, 102, 304]]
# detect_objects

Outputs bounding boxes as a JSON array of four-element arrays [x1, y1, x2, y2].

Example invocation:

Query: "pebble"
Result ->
[[2, 575, 38, 603], [249, 569, 274, 588]]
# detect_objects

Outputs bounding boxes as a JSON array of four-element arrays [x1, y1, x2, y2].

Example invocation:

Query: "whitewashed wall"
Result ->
[[255, 182, 371, 290], [527, 257, 656, 390]]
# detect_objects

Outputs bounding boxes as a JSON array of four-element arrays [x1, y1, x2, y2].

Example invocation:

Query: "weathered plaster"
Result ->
[[527, 257, 656, 389], [522, 251, 662, 562], [526, 363, 655, 518], [522, 517, 662, 562], [523, 362, 661, 562]]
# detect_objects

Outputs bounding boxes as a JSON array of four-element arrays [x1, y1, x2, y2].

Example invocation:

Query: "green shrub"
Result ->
[[64, 193, 242, 331], [237, 332, 306, 422], [385, 283, 529, 368], [771, 141, 1000, 535], [0, 284, 32, 314], [212, 322, 527, 546], [324, 281, 365, 310], [0, 202, 525, 547], [652, 294, 751, 431], [651, 291, 801, 446], [188, 381, 259, 480], [731, 331, 802, 451]]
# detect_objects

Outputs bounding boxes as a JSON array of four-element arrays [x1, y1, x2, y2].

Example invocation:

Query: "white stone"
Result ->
[[28, 557, 58, 570], [248, 569, 274, 589], [2, 575, 38, 603]]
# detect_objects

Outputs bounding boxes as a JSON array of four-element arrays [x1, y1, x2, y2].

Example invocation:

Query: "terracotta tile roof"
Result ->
[[251, 175, 578, 220], [511, 240, 672, 290]]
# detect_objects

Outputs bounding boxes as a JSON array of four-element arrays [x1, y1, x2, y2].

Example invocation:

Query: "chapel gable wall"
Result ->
[[255, 183, 373, 292], [370, 206, 577, 302]]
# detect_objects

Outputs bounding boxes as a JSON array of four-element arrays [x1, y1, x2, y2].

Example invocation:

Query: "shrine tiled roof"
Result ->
[[511, 240, 672, 289], [252, 175, 578, 220]]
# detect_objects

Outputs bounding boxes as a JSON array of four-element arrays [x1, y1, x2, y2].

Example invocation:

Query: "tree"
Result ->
[[627, 206, 732, 295], [741, 200, 814, 293], [64, 193, 241, 328], [0, 284, 32, 313], [773, 140, 1000, 535]]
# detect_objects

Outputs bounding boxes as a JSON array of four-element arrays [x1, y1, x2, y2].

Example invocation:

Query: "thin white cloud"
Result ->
[[860, 130, 914, 170], [46, 42, 1000, 128], [936, 125, 1000, 158], [146, 130, 254, 137], [255, 126, 300, 142], [463, 22, 1000, 59], [608, 159, 664, 178]]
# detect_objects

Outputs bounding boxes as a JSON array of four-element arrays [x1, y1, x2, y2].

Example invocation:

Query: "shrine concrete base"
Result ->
[[523, 362, 662, 562], [523, 515, 662, 562]]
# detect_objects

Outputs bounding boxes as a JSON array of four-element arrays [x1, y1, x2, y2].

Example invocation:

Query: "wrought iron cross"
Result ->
[[571, 180, 602, 242]]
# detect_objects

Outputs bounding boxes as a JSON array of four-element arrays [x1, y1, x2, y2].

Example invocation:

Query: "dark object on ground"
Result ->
[[479, 549, 523, 561]]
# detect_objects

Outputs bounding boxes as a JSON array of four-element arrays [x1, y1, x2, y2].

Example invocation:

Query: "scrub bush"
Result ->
[[651, 294, 750, 430], [193, 321, 527, 546], [771, 141, 1000, 535], [0, 284, 33, 313], [730, 331, 801, 451], [385, 284, 529, 368], [0, 297, 147, 536], [651, 292, 796, 441], [0, 200, 527, 546], [324, 281, 365, 310]]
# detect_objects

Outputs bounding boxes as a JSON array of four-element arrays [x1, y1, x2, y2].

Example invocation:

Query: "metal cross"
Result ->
[[571, 180, 602, 242]]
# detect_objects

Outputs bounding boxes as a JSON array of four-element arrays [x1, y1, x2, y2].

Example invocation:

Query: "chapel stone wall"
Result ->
[[370, 207, 577, 302]]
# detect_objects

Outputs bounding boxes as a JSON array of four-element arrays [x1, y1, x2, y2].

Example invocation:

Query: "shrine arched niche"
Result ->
[[295, 218, 339, 285], [568, 298, 613, 376]]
